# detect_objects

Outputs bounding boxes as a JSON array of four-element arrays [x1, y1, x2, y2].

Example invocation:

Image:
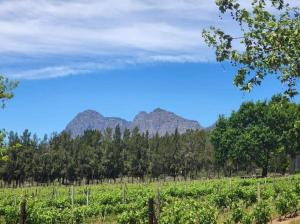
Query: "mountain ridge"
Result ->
[[65, 108, 203, 137]]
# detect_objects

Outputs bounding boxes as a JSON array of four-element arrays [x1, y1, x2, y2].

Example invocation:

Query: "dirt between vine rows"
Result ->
[[270, 214, 300, 224]]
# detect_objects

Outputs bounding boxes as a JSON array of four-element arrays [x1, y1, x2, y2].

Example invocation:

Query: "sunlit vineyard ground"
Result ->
[[1, 175, 300, 223]]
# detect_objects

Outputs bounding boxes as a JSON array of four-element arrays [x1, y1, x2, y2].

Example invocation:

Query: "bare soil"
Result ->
[[271, 214, 300, 224]]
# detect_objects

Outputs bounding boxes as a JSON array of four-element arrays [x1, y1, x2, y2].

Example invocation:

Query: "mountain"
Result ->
[[65, 108, 202, 137], [65, 110, 130, 137], [131, 108, 201, 136]]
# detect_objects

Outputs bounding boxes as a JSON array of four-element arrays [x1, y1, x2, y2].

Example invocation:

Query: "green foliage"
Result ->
[[226, 203, 252, 224], [252, 200, 271, 224], [211, 96, 300, 177], [0, 175, 300, 224], [203, 0, 300, 97], [0, 176, 300, 223], [3, 206, 18, 224], [275, 190, 298, 218], [160, 199, 217, 224], [0, 75, 17, 164], [0, 127, 214, 185], [0, 75, 18, 108]]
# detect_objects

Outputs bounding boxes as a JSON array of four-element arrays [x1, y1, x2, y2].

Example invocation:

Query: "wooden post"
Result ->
[[122, 183, 127, 204], [155, 183, 161, 222], [71, 185, 74, 208], [86, 188, 89, 206], [148, 197, 156, 224], [52, 187, 55, 200], [19, 196, 26, 224]]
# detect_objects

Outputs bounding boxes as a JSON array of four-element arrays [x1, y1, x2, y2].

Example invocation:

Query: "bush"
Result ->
[[275, 191, 298, 219], [252, 201, 271, 224], [225, 202, 252, 224], [160, 199, 217, 224]]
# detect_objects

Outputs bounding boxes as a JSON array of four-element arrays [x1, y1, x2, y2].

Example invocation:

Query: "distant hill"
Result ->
[[65, 108, 202, 137]]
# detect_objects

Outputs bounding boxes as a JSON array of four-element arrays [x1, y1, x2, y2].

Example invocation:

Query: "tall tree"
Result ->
[[210, 116, 237, 176], [168, 129, 182, 180], [148, 133, 163, 179], [80, 130, 102, 183], [112, 125, 123, 180], [122, 128, 131, 178], [102, 128, 115, 180], [128, 127, 148, 181]]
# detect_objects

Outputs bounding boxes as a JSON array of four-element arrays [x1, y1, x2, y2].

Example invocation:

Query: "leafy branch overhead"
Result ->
[[0, 76, 18, 108], [202, 0, 300, 97]]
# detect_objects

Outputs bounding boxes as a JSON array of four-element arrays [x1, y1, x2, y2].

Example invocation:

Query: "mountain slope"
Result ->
[[65, 110, 130, 137], [131, 108, 201, 136]]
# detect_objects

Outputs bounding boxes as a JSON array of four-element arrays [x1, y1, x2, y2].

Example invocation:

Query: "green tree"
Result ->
[[148, 133, 163, 179], [167, 129, 182, 180], [270, 96, 300, 173], [128, 127, 148, 181], [181, 130, 209, 179], [101, 128, 114, 180], [79, 130, 102, 183], [0, 76, 18, 108], [122, 128, 131, 178], [32, 135, 52, 183], [0, 132, 7, 166], [0, 76, 18, 169], [211, 116, 237, 176], [203, 0, 300, 97], [112, 125, 123, 180], [211, 97, 299, 177]]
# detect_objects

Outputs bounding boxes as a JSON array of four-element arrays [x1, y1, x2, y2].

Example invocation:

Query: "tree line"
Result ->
[[0, 127, 214, 186], [1, 95, 299, 186]]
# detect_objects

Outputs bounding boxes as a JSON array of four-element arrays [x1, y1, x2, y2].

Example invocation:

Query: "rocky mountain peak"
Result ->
[[131, 108, 201, 136], [65, 110, 129, 137], [79, 110, 103, 118], [152, 108, 166, 113]]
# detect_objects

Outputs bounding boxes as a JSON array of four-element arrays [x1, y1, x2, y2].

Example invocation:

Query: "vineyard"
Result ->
[[1, 176, 300, 223]]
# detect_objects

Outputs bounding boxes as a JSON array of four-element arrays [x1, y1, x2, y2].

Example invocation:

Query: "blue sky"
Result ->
[[0, 0, 299, 136], [1, 62, 293, 136]]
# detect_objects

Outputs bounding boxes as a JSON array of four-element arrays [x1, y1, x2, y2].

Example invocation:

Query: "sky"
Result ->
[[0, 0, 299, 137]]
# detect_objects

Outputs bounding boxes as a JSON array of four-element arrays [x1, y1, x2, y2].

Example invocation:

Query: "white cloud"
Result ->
[[0, 0, 213, 54], [7, 53, 214, 80], [1, 0, 296, 79], [10, 63, 115, 79]]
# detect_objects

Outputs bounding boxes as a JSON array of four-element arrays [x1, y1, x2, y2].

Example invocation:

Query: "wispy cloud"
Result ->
[[1, 0, 295, 79]]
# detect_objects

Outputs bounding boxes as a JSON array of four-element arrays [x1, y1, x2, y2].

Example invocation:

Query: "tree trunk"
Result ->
[[262, 166, 268, 177], [289, 155, 296, 174]]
